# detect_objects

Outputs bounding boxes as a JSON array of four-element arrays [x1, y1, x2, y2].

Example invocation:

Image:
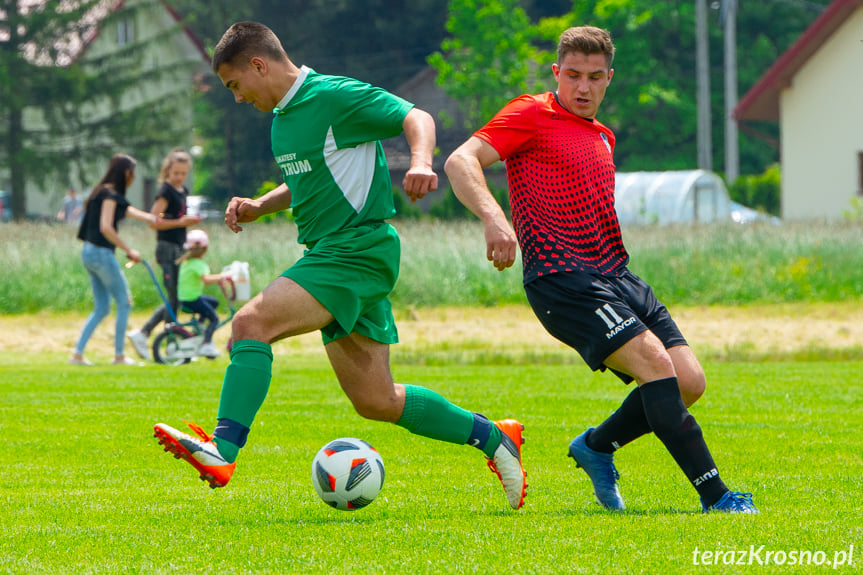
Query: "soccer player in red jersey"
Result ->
[[445, 26, 757, 514]]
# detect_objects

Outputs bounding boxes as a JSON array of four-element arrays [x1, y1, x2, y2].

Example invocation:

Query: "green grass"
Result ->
[[2, 352, 861, 574], [2, 219, 863, 313]]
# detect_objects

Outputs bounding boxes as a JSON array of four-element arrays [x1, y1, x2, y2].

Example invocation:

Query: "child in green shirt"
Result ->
[[177, 229, 227, 358]]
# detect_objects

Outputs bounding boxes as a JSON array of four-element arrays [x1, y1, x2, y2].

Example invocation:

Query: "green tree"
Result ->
[[1, 0, 101, 219], [0, 0, 203, 219], [428, 0, 552, 130], [430, 0, 832, 177]]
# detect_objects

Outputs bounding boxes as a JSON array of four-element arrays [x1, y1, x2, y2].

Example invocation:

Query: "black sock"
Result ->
[[213, 418, 250, 447], [586, 386, 651, 453], [639, 377, 728, 507]]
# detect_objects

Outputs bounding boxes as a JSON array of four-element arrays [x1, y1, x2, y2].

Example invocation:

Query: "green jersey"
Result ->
[[271, 66, 413, 245]]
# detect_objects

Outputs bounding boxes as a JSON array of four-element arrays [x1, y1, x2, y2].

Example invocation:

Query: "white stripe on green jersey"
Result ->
[[271, 66, 414, 245]]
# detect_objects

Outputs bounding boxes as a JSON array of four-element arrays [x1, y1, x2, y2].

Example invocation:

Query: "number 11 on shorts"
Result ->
[[594, 303, 625, 329]]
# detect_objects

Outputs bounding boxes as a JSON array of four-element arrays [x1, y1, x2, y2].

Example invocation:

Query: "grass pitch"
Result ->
[[1, 352, 860, 574]]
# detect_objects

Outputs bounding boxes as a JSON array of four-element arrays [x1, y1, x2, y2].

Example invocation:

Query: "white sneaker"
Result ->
[[126, 329, 151, 360], [198, 342, 220, 358]]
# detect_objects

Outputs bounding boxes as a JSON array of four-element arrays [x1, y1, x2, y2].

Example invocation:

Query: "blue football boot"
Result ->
[[568, 428, 625, 510], [702, 491, 759, 514]]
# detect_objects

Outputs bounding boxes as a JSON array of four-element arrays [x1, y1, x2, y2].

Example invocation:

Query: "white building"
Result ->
[[735, 0, 863, 221], [16, 0, 210, 217]]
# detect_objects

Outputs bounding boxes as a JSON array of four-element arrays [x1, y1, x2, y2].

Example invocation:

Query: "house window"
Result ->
[[858, 152, 863, 197], [117, 18, 135, 46]]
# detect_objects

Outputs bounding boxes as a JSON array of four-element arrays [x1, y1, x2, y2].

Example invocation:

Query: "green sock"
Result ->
[[486, 426, 502, 458], [396, 384, 477, 446], [213, 339, 273, 462], [213, 437, 240, 463]]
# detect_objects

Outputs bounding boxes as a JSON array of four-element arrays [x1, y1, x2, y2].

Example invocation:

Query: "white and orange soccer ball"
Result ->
[[311, 438, 385, 511]]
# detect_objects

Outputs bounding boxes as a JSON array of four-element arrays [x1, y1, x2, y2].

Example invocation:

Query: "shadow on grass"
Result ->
[[545, 506, 702, 518]]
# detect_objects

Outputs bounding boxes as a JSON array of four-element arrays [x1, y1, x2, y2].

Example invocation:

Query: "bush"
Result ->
[[4, 219, 863, 314], [729, 164, 781, 215], [254, 180, 294, 223], [842, 197, 863, 221], [392, 186, 424, 219]]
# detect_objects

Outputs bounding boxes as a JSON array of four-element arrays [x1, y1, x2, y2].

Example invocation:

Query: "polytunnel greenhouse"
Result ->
[[614, 170, 732, 226]]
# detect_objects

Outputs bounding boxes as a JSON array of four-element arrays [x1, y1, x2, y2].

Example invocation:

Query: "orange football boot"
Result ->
[[153, 421, 236, 488], [486, 419, 527, 509]]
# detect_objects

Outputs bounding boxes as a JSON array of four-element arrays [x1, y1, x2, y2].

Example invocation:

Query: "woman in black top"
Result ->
[[126, 149, 202, 360], [71, 153, 158, 366]]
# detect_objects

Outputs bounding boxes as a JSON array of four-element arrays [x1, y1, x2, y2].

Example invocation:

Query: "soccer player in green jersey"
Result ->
[[152, 21, 526, 510]]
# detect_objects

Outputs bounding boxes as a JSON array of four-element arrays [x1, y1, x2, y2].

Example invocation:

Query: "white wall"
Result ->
[[780, 7, 863, 220], [24, 0, 208, 217]]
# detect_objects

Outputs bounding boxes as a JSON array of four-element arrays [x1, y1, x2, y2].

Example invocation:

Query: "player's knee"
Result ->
[[632, 353, 676, 385], [679, 370, 706, 407], [230, 307, 261, 341], [349, 393, 400, 423], [350, 398, 389, 422]]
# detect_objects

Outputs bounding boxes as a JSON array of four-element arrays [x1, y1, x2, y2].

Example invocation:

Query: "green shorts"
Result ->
[[282, 222, 400, 345]]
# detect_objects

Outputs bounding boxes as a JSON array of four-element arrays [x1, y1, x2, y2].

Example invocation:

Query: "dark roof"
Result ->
[[734, 0, 863, 122]]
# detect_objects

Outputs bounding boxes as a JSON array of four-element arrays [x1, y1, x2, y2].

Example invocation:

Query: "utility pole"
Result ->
[[696, 0, 712, 171], [723, 0, 740, 183]]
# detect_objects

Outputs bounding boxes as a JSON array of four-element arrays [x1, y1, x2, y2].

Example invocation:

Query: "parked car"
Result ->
[[186, 195, 223, 220], [730, 201, 781, 225], [0, 191, 12, 222]]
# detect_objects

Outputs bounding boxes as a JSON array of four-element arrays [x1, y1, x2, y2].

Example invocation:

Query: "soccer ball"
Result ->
[[311, 438, 385, 511]]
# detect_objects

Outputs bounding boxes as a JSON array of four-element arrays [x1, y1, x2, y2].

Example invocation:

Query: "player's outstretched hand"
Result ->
[[402, 166, 438, 203], [224, 196, 263, 233], [484, 217, 518, 271]]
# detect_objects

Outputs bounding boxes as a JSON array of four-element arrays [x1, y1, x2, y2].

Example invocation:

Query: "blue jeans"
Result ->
[[75, 242, 132, 356]]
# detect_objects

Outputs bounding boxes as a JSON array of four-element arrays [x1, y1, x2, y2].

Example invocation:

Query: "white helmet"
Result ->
[[184, 229, 209, 249]]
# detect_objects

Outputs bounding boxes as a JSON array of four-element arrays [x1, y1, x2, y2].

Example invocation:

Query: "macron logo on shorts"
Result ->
[[595, 304, 637, 339]]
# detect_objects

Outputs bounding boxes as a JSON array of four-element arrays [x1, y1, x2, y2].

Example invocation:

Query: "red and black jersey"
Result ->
[[474, 92, 629, 283]]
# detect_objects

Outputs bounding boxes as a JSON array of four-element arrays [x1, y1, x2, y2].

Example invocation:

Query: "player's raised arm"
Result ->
[[401, 107, 438, 203], [445, 136, 517, 271]]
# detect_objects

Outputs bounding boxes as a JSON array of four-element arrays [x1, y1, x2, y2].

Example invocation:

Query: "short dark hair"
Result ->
[[212, 21, 288, 72], [558, 26, 615, 69]]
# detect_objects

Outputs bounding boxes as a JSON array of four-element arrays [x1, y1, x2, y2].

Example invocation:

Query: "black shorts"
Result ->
[[524, 269, 686, 383]]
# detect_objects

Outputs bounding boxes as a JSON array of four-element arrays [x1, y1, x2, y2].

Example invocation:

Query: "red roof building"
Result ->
[[735, 0, 863, 220]]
